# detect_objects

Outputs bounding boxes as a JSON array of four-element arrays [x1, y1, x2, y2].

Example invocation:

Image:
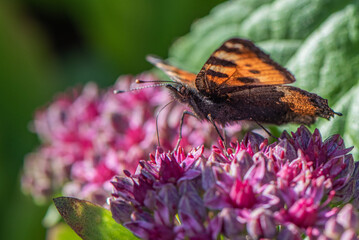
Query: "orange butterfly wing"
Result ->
[[195, 38, 296, 95], [146, 55, 197, 88]]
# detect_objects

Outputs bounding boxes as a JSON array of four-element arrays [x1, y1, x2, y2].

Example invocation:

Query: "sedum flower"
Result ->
[[110, 126, 358, 239], [320, 204, 359, 240], [22, 74, 239, 205]]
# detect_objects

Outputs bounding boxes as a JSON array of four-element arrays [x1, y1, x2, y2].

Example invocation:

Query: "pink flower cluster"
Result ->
[[22, 74, 238, 205], [110, 126, 359, 239]]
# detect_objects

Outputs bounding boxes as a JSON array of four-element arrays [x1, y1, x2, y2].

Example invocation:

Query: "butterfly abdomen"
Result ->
[[276, 86, 336, 124]]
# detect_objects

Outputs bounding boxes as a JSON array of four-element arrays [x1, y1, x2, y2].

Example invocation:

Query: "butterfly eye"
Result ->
[[180, 86, 190, 95]]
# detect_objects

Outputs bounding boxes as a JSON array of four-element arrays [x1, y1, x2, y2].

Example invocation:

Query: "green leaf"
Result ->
[[257, 39, 302, 66], [287, 3, 359, 101], [319, 84, 359, 160], [169, 0, 275, 72], [169, 0, 355, 70], [169, 0, 359, 159], [53, 197, 137, 240]]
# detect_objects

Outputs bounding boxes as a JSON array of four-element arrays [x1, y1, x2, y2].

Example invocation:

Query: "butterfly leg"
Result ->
[[174, 110, 198, 151], [254, 120, 278, 140], [155, 100, 175, 147], [223, 128, 228, 146], [207, 114, 227, 150]]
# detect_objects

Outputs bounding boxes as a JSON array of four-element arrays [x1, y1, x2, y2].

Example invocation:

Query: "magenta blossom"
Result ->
[[22, 74, 240, 205], [110, 126, 358, 239]]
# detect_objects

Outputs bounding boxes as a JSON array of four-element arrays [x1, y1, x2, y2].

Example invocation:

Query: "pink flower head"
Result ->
[[111, 147, 204, 239], [22, 74, 237, 205], [317, 204, 359, 239], [110, 126, 358, 239]]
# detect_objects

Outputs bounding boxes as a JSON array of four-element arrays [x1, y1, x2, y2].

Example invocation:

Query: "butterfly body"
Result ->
[[147, 38, 340, 131], [167, 83, 334, 126]]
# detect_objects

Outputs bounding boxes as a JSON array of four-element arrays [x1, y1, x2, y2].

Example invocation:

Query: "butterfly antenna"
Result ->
[[113, 78, 181, 94], [135, 79, 175, 84], [113, 83, 169, 94], [155, 100, 175, 147]]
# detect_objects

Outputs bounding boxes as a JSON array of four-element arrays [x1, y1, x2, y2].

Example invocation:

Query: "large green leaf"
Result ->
[[169, 0, 359, 159], [54, 197, 137, 240], [319, 85, 359, 159]]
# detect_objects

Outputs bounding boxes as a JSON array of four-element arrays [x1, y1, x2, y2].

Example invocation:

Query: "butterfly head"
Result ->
[[163, 82, 192, 104]]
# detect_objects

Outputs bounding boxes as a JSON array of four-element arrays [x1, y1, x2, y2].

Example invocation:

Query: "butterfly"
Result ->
[[117, 38, 341, 149]]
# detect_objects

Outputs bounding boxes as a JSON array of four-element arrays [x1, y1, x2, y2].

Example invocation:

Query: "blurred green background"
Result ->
[[0, 0, 225, 239]]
